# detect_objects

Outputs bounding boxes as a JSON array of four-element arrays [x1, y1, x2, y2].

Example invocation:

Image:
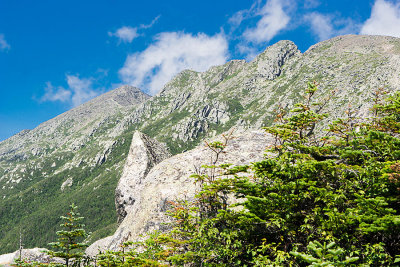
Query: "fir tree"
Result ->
[[47, 203, 89, 267]]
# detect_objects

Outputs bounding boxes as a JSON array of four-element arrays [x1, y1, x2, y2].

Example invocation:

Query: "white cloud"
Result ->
[[304, 13, 334, 41], [40, 82, 71, 103], [119, 32, 228, 95], [140, 15, 161, 29], [109, 16, 160, 43], [228, 1, 259, 30], [237, 44, 259, 61], [40, 75, 100, 107], [67, 75, 99, 107], [305, 12, 359, 41], [360, 0, 400, 38], [108, 26, 139, 43], [243, 0, 290, 44], [303, 0, 320, 9], [227, 0, 290, 59], [229, 10, 247, 29], [0, 34, 10, 51]]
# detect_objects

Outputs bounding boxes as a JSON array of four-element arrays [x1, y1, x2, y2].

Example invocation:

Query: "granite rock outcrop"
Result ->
[[115, 131, 171, 223], [87, 130, 273, 254]]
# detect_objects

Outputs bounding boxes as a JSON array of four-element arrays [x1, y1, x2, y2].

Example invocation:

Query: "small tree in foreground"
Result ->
[[47, 203, 89, 266]]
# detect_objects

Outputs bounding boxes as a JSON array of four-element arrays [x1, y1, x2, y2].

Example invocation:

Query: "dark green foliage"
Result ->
[[47, 203, 89, 267], [0, 134, 128, 254], [11, 205, 89, 267], [12, 258, 59, 267], [92, 232, 173, 266], [290, 241, 359, 266]]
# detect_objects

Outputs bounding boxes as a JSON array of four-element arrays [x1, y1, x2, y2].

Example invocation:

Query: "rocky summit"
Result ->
[[1, 34, 400, 254]]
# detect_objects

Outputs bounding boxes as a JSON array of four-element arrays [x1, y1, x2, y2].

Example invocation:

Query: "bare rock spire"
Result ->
[[115, 131, 171, 223]]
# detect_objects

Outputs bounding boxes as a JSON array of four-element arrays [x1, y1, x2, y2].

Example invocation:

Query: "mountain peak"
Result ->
[[250, 40, 300, 80], [0, 84, 151, 158], [306, 34, 400, 55], [253, 40, 300, 62], [83, 85, 150, 108]]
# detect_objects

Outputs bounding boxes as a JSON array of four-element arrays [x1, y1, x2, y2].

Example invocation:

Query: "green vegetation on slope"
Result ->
[[78, 84, 399, 266], [0, 130, 136, 254]]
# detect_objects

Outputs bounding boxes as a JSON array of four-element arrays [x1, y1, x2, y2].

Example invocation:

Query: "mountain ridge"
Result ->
[[1, 34, 400, 253]]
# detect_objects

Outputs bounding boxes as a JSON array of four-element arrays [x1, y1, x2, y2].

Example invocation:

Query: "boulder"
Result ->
[[0, 248, 63, 266]]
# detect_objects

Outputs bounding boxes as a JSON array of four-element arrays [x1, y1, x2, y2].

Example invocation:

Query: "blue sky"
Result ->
[[1, 0, 400, 141]]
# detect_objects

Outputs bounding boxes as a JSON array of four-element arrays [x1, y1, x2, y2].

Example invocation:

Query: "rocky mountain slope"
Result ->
[[1, 34, 400, 253], [0, 86, 151, 253]]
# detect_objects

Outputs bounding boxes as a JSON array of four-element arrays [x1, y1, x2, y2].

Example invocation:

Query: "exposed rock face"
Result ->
[[253, 40, 300, 80], [87, 130, 273, 254], [85, 236, 114, 257], [0, 252, 14, 266], [115, 131, 171, 223], [60, 177, 73, 191], [0, 248, 63, 266]]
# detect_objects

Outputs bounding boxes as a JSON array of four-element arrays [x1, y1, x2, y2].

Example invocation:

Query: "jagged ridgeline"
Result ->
[[1, 35, 400, 253]]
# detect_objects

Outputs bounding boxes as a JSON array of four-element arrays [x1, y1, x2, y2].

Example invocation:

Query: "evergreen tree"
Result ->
[[47, 203, 89, 266]]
